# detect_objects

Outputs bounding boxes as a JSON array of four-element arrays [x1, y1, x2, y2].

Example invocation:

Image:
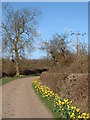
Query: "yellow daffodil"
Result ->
[[76, 108, 80, 113], [32, 79, 90, 119]]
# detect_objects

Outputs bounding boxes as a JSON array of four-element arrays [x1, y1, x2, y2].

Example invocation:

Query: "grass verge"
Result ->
[[32, 82, 64, 119], [32, 78, 90, 119], [0, 74, 39, 86]]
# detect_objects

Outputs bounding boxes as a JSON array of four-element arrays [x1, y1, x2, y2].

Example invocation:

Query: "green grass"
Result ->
[[0, 74, 39, 86], [32, 84, 62, 120]]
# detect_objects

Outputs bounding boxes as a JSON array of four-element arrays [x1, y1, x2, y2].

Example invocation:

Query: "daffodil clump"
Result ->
[[32, 78, 90, 119]]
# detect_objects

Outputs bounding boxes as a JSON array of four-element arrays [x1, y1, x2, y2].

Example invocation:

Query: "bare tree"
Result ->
[[40, 33, 70, 65], [2, 4, 41, 76]]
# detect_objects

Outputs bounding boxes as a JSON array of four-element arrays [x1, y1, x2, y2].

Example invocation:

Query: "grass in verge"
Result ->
[[0, 74, 39, 86], [32, 83, 61, 119], [32, 78, 90, 119]]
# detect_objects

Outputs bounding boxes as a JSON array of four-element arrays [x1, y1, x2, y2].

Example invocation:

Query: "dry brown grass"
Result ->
[[40, 56, 88, 113], [40, 71, 88, 113]]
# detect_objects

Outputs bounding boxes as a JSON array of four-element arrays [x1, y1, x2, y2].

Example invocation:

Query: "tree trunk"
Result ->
[[15, 49, 20, 76]]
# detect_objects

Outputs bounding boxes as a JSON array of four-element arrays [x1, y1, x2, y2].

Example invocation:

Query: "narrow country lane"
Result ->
[[2, 77, 53, 118]]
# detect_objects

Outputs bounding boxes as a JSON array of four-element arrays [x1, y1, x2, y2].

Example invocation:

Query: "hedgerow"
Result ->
[[32, 78, 90, 119]]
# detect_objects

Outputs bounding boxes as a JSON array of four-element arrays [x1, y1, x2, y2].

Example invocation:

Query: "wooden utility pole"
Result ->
[[76, 34, 79, 72], [71, 32, 86, 72], [77, 34, 79, 61]]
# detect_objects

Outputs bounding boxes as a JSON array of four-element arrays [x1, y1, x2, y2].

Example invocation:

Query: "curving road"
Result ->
[[2, 77, 53, 118]]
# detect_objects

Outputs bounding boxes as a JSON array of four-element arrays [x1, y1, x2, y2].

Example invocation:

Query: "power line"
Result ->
[[71, 31, 86, 72], [71, 32, 86, 61]]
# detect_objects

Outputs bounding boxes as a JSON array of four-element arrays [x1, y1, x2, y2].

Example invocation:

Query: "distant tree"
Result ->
[[2, 4, 41, 76], [40, 33, 71, 65], [78, 42, 88, 73]]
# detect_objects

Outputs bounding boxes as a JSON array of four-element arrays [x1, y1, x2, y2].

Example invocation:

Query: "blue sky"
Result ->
[[3, 2, 88, 59]]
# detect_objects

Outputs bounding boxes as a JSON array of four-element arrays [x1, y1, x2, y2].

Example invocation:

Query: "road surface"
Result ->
[[2, 77, 53, 118]]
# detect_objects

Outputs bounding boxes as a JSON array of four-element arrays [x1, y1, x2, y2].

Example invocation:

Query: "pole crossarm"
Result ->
[[70, 31, 86, 72]]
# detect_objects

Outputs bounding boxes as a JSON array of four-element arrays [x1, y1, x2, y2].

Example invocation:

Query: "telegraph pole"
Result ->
[[71, 32, 86, 72], [77, 34, 79, 61]]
